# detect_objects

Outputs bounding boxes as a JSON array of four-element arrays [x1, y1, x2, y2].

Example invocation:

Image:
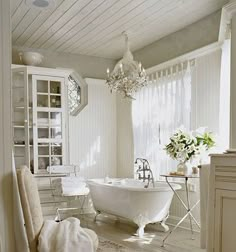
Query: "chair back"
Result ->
[[17, 166, 44, 252]]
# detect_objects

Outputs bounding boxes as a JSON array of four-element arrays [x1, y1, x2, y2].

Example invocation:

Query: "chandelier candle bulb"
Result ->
[[119, 63, 123, 72], [107, 68, 110, 77], [139, 62, 142, 71]]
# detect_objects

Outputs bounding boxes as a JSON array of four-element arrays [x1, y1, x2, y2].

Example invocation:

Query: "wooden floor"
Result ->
[[79, 214, 206, 252]]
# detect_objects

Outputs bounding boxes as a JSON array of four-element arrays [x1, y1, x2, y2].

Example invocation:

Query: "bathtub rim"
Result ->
[[87, 178, 181, 192]]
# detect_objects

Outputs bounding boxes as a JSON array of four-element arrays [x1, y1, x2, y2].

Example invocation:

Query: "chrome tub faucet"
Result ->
[[135, 158, 155, 188]]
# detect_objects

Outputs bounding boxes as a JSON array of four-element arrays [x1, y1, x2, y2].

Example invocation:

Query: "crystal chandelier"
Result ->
[[106, 33, 147, 99]]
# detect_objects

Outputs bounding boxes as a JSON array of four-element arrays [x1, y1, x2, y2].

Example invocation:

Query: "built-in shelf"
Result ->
[[38, 155, 62, 157], [14, 144, 33, 147], [14, 125, 32, 128], [37, 92, 48, 95], [13, 86, 24, 89], [36, 107, 62, 112], [38, 138, 63, 144], [37, 92, 61, 96], [14, 106, 32, 110]]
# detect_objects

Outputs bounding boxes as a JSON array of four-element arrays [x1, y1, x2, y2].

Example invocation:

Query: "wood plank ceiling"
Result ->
[[11, 0, 227, 59]]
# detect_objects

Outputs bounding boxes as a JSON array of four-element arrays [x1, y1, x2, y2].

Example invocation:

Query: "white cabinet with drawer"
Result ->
[[207, 154, 236, 252]]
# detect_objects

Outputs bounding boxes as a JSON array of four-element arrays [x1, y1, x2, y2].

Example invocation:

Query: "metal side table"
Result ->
[[160, 174, 200, 246]]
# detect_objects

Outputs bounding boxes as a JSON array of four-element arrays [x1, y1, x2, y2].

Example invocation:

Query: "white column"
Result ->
[[0, 0, 15, 251], [222, 1, 236, 149], [230, 14, 236, 148]]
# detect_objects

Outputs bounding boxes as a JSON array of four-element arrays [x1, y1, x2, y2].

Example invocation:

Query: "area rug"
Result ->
[[97, 236, 138, 252]]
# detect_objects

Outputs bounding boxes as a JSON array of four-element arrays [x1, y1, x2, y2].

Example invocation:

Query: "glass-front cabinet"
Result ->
[[12, 66, 69, 174], [32, 75, 66, 173]]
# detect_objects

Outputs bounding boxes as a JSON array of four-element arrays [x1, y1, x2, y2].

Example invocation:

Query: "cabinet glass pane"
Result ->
[[50, 95, 61, 108], [51, 144, 62, 155], [50, 81, 61, 94], [50, 112, 61, 126], [13, 71, 25, 107], [37, 80, 48, 93], [38, 128, 49, 139], [50, 127, 61, 139], [51, 156, 62, 166], [38, 145, 49, 155], [37, 112, 49, 126], [38, 157, 49, 170], [37, 94, 48, 107]]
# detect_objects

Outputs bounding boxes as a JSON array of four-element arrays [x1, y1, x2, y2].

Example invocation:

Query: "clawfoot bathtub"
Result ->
[[87, 178, 181, 237]]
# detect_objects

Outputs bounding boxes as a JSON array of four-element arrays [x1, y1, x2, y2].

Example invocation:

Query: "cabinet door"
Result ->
[[214, 189, 236, 252], [12, 67, 31, 168], [32, 75, 66, 173]]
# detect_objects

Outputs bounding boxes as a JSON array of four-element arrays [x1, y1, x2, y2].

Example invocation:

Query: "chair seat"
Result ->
[[84, 228, 99, 251]]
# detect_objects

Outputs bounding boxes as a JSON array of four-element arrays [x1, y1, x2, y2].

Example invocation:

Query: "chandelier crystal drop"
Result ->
[[106, 33, 148, 99]]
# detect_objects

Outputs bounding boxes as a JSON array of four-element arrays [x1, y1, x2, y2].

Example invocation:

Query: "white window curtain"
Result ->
[[191, 48, 229, 156], [219, 39, 230, 150], [132, 63, 193, 179], [132, 48, 230, 178]]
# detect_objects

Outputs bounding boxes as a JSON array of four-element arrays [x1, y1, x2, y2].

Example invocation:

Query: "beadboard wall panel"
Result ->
[[69, 78, 117, 179]]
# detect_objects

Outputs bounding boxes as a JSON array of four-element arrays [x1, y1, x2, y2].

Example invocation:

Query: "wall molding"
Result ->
[[218, 1, 236, 42]]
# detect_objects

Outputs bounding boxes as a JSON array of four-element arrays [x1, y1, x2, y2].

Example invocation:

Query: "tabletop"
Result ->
[[160, 174, 199, 179]]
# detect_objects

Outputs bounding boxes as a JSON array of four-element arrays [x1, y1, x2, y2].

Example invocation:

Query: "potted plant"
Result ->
[[165, 128, 215, 175]]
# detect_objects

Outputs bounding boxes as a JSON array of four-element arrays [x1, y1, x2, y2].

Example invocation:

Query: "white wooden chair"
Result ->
[[47, 165, 90, 221], [17, 166, 98, 252]]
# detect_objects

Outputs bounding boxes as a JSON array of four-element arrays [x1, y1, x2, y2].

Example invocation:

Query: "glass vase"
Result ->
[[177, 161, 188, 175]]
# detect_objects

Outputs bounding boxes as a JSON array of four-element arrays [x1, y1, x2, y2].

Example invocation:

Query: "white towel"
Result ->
[[38, 217, 94, 252], [52, 177, 86, 187], [62, 187, 90, 196], [199, 164, 210, 249], [52, 181, 86, 188]]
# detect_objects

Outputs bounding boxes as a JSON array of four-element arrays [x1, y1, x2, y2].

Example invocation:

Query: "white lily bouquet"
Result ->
[[165, 128, 215, 175]]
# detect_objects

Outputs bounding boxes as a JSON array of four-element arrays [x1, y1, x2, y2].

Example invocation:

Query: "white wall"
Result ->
[[12, 47, 116, 80], [0, 0, 15, 251], [116, 95, 134, 178], [134, 11, 221, 69], [69, 78, 117, 178]]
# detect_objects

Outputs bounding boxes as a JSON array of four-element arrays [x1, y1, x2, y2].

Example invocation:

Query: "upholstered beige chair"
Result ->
[[17, 166, 98, 252]]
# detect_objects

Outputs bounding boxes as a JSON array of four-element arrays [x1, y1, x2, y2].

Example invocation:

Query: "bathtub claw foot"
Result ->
[[137, 225, 145, 238], [160, 222, 169, 232], [160, 212, 169, 232], [94, 210, 101, 222]]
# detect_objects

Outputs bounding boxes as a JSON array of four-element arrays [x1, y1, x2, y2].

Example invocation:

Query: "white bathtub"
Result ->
[[87, 178, 181, 237]]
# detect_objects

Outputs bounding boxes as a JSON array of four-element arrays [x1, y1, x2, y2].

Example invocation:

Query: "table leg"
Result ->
[[162, 210, 190, 247], [185, 178, 194, 239], [162, 176, 200, 246]]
